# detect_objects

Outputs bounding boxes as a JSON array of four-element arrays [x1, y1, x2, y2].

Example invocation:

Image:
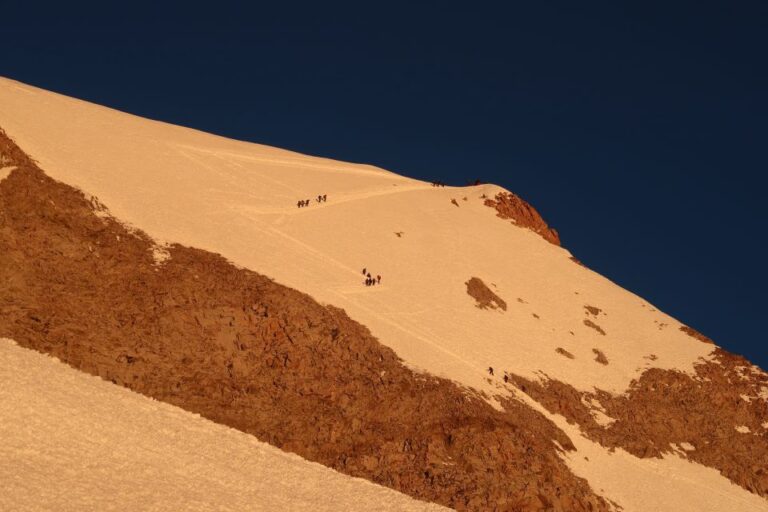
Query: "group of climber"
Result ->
[[362, 268, 382, 286], [430, 179, 482, 187], [297, 194, 327, 208]]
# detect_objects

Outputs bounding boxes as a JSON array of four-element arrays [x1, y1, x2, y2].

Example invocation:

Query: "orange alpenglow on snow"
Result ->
[[1, 76, 767, 511]]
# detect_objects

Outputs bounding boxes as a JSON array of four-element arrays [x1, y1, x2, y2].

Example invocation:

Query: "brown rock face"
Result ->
[[508, 348, 768, 497], [484, 192, 561, 246], [584, 305, 602, 317], [680, 325, 715, 344], [583, 319, 606, 335], [465, 277, 507, 311], [570, 256, 587, 267], [592, 349, 609, 365], [0, 129, 609, 511]]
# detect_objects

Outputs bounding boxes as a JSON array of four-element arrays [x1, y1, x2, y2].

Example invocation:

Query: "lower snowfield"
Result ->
[[0, 339, 445, 511]]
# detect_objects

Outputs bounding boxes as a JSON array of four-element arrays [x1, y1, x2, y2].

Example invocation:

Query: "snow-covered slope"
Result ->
[[0, 338, 445, 511], [0, 77, 711, 396], [1, 76, 766, 511]]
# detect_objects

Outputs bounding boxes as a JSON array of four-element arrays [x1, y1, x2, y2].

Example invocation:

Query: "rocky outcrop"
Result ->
[[507, 348, 768, 497], [484, 192, 561, 246], [0, 130, 35, 168], [592, 349, 609, 365], [583, 319, 606, 335], [570, 256, 586, 267], [584, 305, 602, 317], [680, 325, 715, 344], [465, 277, 507, 311], [0, 128, 609, 511]]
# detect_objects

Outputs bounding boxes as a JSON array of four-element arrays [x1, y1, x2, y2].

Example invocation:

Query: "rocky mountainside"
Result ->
[[1, 77, 766, 511]]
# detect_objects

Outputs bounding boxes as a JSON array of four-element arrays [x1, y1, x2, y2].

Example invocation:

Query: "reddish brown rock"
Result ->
[[508, 348, 768, 498], [583, 319, 606, 335], [592, 349, 609, 365], [484, 192, 560, 246], [465, 277, 507, 311], [584, 305, 602, 317], [680, 325, 715, 344], [570, 256, 587, 267]]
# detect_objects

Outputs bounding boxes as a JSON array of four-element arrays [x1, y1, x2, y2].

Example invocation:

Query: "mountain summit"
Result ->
[[1, 77, 766, 511]]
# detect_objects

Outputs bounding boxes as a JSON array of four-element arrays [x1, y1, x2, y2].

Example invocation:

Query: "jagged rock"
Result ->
[[484, 192, 561, 245]]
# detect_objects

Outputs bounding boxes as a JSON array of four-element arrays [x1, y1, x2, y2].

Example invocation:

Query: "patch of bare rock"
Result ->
[[583, 319, 606, 336], [680, 325, 715, 344], [484, 192, 561, 246], [0, 128, 608, 511], [465, 277, 507, 312], [592, 349, 609, 365], [584, 305, 602, 317], [570, 256, 586, 267]]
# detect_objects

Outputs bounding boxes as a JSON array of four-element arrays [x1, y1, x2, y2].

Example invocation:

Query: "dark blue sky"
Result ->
[[2, 1, 766, 369]]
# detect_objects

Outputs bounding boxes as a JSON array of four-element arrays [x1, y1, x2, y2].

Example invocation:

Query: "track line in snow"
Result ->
[[232, 184, 435, 217], [174, 143, 396, 177]]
